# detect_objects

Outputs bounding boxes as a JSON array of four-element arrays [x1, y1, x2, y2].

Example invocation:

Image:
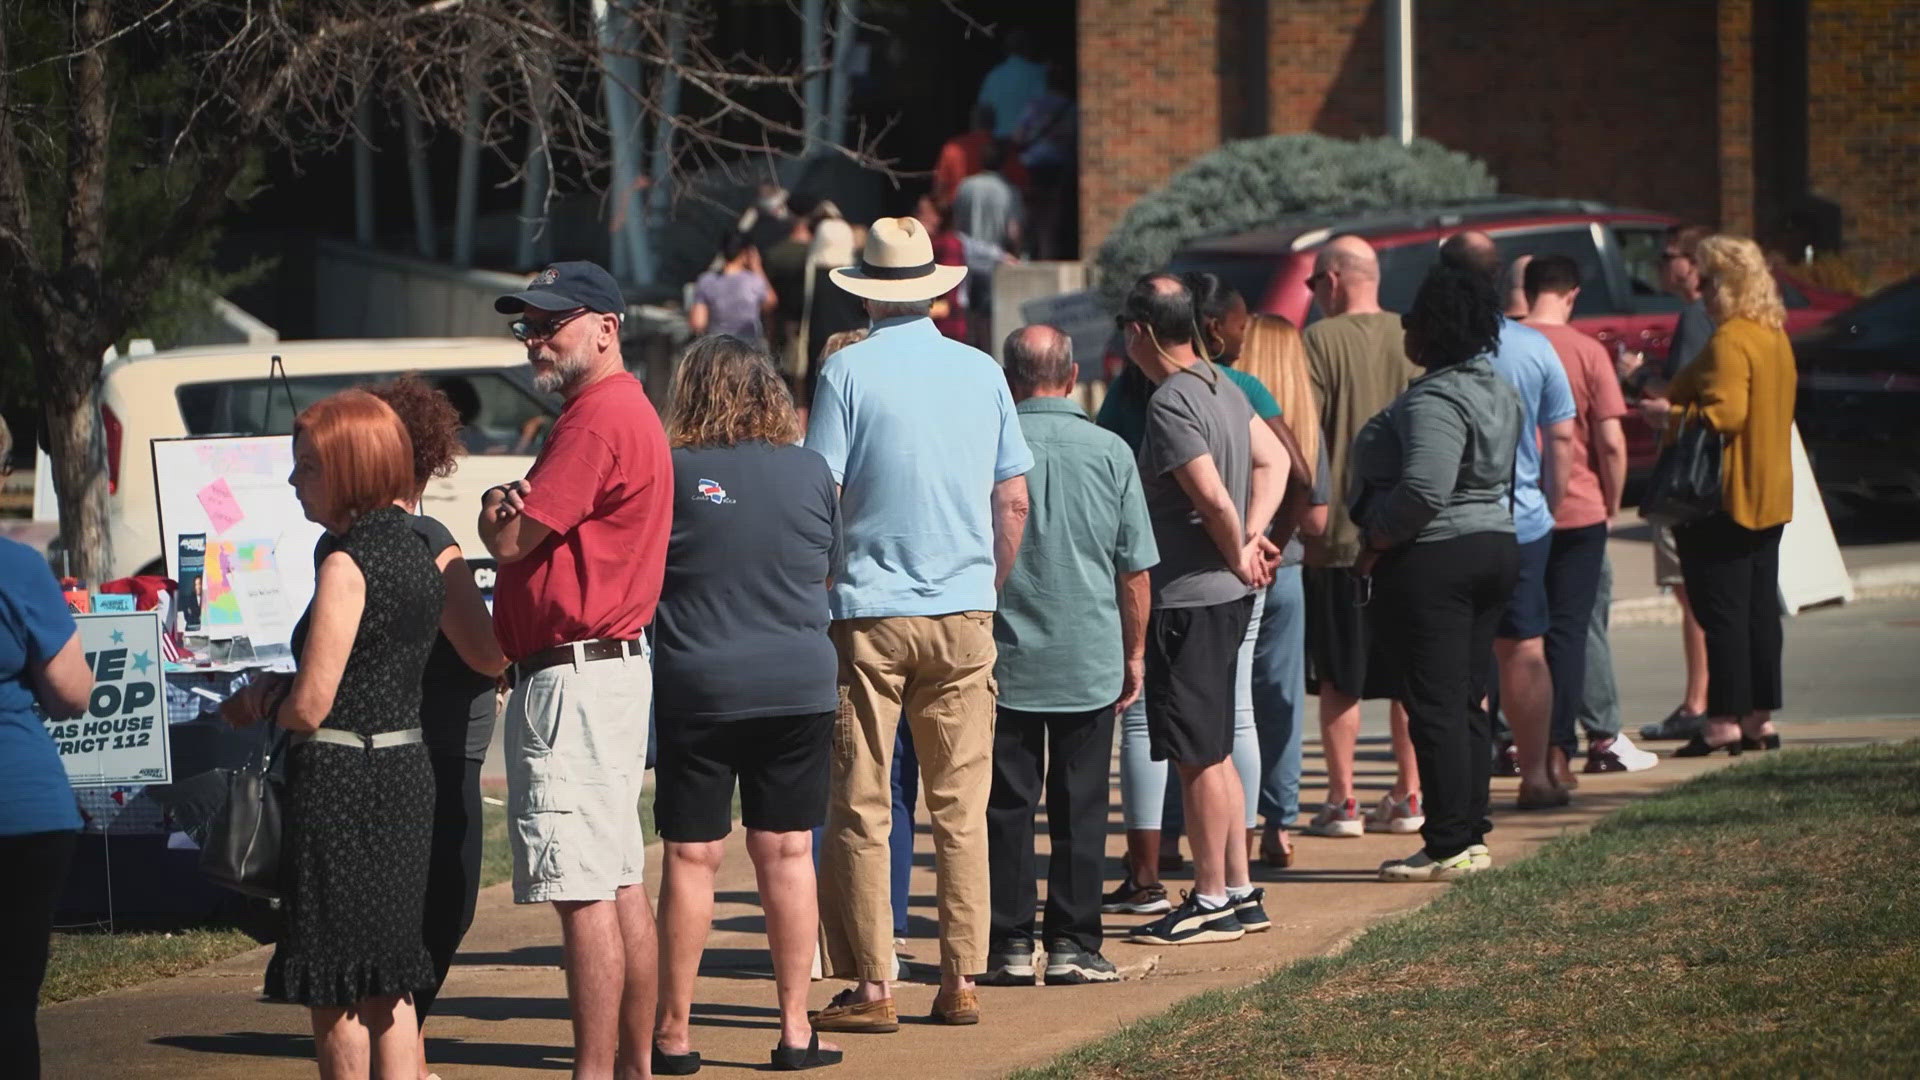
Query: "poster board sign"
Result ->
[[1778, 423, 1854, 614], [42, 611, 171, 787], [153, 435, 324, 652], [1021, 289, 1113, 378]]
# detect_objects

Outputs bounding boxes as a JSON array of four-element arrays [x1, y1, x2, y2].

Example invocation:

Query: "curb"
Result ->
[[1611, 561, 1920, 627]]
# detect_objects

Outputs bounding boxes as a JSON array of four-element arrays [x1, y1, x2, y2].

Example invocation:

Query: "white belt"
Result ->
[[296, 728, 424, 751]]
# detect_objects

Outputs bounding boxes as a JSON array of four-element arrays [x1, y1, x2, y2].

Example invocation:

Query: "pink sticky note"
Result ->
[[197, 477, 246, 534]]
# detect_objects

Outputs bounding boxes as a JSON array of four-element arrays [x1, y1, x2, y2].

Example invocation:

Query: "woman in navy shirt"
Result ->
[[0, 515, 94, 1077]]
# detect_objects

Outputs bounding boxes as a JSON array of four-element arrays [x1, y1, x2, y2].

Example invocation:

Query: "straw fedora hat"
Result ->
[[829, 216, 968, 302]]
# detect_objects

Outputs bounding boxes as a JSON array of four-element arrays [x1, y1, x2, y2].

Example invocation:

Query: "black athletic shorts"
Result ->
[[1303, 564, 1399, 701], [1145, 596, 1255, 767], [653, 709, 833, 842]]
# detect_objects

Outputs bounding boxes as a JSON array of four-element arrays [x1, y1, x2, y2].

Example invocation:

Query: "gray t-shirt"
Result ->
[[1139, 365, 1255, 608], [654, 441, 840, 721]]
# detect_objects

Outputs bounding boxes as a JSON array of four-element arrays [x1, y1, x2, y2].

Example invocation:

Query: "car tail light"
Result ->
[[101, 403, 122, 494]]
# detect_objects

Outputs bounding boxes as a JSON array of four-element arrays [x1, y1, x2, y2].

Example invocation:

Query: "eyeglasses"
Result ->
[[510, 308, 590, 343], [1659, 250, 1689, 262], [1306, 272, 1332, 291]]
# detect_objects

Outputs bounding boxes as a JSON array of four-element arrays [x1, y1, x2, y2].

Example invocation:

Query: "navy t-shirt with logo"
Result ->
[[653, 440, 840, 721]]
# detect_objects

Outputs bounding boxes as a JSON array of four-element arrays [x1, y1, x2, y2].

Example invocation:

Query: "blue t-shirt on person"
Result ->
[[0, 538, 84, 836], [1488, 317, 1577, 544], [805, 315, 1034, 620]]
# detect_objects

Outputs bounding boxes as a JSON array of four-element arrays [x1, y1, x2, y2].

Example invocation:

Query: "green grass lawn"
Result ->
[[1020, 741, 1920, 1079]]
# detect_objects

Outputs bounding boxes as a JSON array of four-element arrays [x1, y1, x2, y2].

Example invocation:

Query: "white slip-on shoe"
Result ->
[[1379, 848, 1481, 882]]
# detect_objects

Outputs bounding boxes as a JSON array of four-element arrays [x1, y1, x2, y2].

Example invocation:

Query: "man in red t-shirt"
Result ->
[[1523, 255, 1656, 777], [483, 260, 672, 1077]]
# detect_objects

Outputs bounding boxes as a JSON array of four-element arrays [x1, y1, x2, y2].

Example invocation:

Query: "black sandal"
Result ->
[[651, 1045, 701, 1076], [771, 1030, 843, 1071]]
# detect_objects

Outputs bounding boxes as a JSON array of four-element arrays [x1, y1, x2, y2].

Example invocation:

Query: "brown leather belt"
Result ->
[[509, 639, 641, 686]]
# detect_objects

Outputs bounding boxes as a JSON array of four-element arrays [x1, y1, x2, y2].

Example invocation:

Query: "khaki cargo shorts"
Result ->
[[504, 642, 651, 904]]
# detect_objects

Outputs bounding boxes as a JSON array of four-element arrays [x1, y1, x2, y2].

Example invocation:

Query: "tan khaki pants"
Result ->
[[820, 612, 998, 980]]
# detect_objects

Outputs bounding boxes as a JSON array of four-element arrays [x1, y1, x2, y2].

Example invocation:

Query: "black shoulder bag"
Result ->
[[200, 721, 287, 900], [1639, 410, 1724, 526]]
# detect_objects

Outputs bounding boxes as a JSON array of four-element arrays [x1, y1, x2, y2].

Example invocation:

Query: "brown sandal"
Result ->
[[1259, 827, 1294, 868]]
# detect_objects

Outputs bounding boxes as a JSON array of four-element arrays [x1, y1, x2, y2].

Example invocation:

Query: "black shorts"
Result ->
[[1145, 596, 1255, 766], [653, 709, 833, 842], [1497, 534, 1553, 640], [1303, 565, 1398, 701]]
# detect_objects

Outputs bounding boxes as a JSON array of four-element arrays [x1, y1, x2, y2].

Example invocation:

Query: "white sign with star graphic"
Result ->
[[41, 612, 172, 787]]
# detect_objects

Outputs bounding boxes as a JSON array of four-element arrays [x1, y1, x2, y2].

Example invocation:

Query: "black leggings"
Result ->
[[416, 756, 484, 1023], [0, 830, 76, 1080]]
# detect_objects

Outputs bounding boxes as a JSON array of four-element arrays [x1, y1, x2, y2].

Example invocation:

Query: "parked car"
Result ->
[[1792, 276, 1920, 508], [1169, 197, 1854, 475], [93, 338, 560, 581]]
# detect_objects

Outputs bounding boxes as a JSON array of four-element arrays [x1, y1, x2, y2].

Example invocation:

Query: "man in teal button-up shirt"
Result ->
[[983, 325, 1158, 988]]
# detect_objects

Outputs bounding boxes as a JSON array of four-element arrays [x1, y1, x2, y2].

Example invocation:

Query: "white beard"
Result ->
[[533, 351, 593, 395]]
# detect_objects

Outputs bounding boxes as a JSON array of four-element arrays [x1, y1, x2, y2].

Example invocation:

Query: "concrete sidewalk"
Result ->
[[41, 712, 1920, 1080]]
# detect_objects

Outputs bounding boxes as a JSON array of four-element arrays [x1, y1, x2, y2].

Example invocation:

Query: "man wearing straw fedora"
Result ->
[[805, 217, 1034, 1032]]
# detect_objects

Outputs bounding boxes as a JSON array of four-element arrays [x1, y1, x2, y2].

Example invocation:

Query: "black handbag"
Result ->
[[1640, 411, 1724, 526], [199, 723, 287, 900]]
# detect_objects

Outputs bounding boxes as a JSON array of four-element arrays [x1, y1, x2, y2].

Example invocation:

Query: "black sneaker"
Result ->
[[1125, 891, 1245, 945], [1639, 706, 1704, 742], [1491, 739, 1519, 777], [1100, 873, 1171, 915], [1042, 940, 1120, 985], [979, 939, 1035, 986], [1230, 887, 1270, 933]]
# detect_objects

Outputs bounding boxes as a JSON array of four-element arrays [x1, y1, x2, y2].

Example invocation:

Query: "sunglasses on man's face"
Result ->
[[1306, 272, 1332, 291], [511, 307, 591, 343], [1660, 250, 1690, 263]]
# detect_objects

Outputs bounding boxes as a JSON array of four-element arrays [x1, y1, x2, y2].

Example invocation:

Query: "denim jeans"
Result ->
[[1119, 596, 1262, 832], [1578, 553, 1621, 739], [1251, 565, 1307, 830]]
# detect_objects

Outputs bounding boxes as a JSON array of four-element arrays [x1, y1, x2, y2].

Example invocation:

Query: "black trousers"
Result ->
[[986, 704, 1116, 953], [1676, 512, 1786, 718], [1375, 532, 1519, 860], [0, 830, 76, 1080], [1546, 523, 1610, 756], [416, 756, 484, 1022]]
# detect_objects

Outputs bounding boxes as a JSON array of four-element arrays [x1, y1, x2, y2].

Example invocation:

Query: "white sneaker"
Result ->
[[1586, 732, 1660, 774], [1465, 843, 1492, 870], [1304, 798, 1365, 838], [1364, 792, 1426, 834], [1379, 849, 1480, 882]]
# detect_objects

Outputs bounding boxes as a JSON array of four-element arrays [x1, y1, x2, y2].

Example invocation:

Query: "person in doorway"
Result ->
[[1355, 264, 1523, 882], [1010, 63, 1078, 260], [934, 104, 1029, 210], [1117, 273, 1287, 948], [807, 217, 1032, 1032], [975, 28, 1047, 139], [1439, 232, 1577, 808], [689, 230, 777, 346], [982, 325, 1156, 988], [1299, 236, 1424, 841], [651, 336, 843, 1072], [485, 261, 671, 1080]]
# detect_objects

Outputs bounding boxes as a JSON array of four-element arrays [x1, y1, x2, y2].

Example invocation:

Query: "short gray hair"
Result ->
[[865, 298, 933, 320], [1003, 324, 1075, 393]]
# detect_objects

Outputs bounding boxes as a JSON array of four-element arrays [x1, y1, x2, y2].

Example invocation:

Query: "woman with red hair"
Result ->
[[223, 389, 446, 1079]]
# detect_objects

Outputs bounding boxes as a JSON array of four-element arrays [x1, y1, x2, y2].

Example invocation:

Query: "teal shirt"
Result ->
[[994, 397, 1160, 712], [1096, 362, 1278, 452]]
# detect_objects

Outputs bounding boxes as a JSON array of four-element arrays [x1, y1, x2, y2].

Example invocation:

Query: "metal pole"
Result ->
[[516, 121, 551, 270], [452, 68, 484, 268], [595, 0, 649, 282], [825, 0, 860, 150], [1384, 0, 1415, 145], [801, 0, 825, 155], [646, 0, 686, 251], [401, 103, 437, 259], [353, 100, 375, 246]]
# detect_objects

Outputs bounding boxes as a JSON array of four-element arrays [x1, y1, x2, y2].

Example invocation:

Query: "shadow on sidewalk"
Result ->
[[151, 1032, 574, 1071]]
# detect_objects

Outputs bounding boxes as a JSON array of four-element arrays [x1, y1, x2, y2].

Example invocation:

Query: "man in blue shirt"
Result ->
[[807, 217, 1034, 1033], [1441, 232, 1576, 810]]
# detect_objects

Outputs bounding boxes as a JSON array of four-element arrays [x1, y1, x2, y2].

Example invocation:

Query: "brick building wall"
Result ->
[[1804, 0, 1920, 284]]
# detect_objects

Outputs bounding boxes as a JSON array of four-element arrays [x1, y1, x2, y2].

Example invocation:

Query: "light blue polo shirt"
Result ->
[[1488, 318, 1577, 544], [805, 315, 1034, 619]]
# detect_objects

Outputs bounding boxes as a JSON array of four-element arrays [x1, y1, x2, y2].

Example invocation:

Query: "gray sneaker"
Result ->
[[1640, 706, 1704, 741], [980, 939, 1036, 986], [1043, 941, 1120, 985]]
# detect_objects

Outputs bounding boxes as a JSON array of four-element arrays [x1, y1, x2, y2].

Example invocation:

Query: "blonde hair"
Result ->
[[818, 327, 869, 363], [668, 335, 801, 448], [1236, 314, 1319, 483], [1697, 235, 1785, 331]]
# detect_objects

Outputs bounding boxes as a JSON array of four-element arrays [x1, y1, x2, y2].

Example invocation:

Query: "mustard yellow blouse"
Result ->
[[1666, 317, 1796, 531]]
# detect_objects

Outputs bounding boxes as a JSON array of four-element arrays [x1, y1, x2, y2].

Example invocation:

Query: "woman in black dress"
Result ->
[[368, 376, 510, 1080], [224, 389, 444, 1078]]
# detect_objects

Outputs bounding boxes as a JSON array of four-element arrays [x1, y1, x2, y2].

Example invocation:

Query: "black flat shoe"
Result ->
[[772, 1031, 843, 1071], [1673, 734, 1744, 758], [1740, 732, 1782, 751], [652, 1045, 702, 1075]]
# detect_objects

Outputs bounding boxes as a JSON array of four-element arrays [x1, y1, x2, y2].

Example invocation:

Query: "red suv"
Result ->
[[1169, 197, 1854, 473]]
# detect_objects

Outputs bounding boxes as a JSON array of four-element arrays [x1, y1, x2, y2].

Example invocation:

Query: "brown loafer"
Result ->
[[1549, 746, 1580, 790], [809, 989, 899, 1033], [1516, 781, 1571, 810], [930, 987, 980, 1025]]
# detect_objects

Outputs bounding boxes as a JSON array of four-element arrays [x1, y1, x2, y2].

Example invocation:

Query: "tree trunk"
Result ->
[[41, 369, 113, 583]]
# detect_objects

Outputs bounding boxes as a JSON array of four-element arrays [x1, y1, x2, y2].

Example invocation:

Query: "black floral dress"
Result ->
[[266, 506, 445, 1007]]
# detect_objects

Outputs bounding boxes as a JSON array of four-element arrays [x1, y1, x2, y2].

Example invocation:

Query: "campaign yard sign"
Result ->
[[44, 611, 172, 787]]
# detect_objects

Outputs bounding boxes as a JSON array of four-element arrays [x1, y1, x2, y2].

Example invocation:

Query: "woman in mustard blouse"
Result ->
[[1662, 236, 1796, 756]]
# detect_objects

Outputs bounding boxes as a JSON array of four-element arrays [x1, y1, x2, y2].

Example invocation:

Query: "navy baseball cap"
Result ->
[[494, 260, 626, 315]]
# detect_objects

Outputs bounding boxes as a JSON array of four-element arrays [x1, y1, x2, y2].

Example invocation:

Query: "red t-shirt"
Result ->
[[1529, 322, 1629, 531], [494, 372, 673, 661]]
